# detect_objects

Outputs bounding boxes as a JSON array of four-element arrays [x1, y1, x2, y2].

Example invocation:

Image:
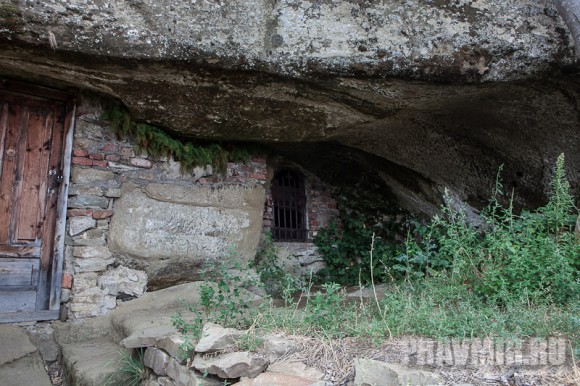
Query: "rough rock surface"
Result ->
[[144, 347, 171, 376], [263, 335, 298, 362], [194, 323, 244, 353], [0, 0, 574, 80], [109, 183, 265, 283], [0, 1, 579, 212], [192, 351, 269, 379], [234, 372, 324, 386], [354, 358, 443, 386]]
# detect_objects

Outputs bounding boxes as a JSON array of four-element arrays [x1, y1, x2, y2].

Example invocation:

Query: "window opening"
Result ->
[[271, 169, 307, 241]]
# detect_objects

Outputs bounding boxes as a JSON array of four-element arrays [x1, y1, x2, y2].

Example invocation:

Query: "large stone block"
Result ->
[[109, 183, 265, 286]]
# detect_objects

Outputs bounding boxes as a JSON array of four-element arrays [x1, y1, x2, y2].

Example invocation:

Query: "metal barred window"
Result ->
[[271, 169, 307, 241]]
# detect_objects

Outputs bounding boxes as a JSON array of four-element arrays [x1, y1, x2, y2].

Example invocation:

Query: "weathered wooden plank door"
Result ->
[[0, 80, 74, 322]]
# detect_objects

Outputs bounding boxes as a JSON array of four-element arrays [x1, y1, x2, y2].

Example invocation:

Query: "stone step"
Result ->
[[61, 338, 125, 386], [55, 282, 208, 386], [0, 325, 52, 386]]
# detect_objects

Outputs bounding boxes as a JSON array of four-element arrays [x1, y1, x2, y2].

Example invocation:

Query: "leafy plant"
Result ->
[[172, 249, 260, 350], [252, 232, 287, 298], [403, 154, 579, 306], [303, 282, 352, 337], [101, 101, 257, 173], [315, 217, 397, 286], [235, 332, 264, 352]]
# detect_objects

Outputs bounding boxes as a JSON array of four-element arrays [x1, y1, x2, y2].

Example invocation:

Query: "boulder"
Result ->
[[109, 183, 265, 288], [192, 351, 268, 379], [354, 358, 443, 386], [195, 323, 244, 354], [144, 347, 171, 376], [263, 336, 298, 362]]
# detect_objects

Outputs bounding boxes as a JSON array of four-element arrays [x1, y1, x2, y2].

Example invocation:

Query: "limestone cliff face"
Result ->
[[1, 0, 579, 212]]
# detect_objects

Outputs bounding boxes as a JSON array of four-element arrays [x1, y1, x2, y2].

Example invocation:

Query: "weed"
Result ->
[[235, 330, 264, 352], [252, 233, 288, 298], [172, 249, 261, 352], [104, 348, 148, 386]]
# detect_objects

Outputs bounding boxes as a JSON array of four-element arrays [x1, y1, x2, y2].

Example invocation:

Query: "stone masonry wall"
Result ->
[[61, 105, 268, 320]]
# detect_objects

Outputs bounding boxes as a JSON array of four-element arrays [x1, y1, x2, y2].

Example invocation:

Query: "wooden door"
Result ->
[[0, 80, 73, 322]]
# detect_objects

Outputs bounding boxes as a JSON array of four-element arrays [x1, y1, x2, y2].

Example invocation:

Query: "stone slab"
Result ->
[[0, 325, 37, 366], [192, 351, 268, 379], [195, 323, 243, 353], [0, 350, 51, 386], [60, 338, 123, 386], [121, 326, 179, 349]]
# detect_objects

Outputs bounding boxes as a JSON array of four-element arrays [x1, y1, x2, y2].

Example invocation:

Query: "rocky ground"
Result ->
[[29, 324, 580, 386], [1, 283, 576, 386]]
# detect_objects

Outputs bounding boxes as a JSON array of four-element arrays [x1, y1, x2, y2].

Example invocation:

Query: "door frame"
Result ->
[[0, 79, 75, 323]]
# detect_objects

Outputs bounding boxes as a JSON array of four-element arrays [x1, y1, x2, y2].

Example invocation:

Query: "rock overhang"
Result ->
[[0, 0, 579, 213]]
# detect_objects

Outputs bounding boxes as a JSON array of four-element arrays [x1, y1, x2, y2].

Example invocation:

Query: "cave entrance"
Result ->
[[271, 169, 307, 242]]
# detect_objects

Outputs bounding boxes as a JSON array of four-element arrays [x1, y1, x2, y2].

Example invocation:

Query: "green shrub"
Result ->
[[315, 216, 397, 286], [171, 250, 259, 346], [380, 278, 578, 338], [426, 154, 579, 305], [252, 232, 292, 298]]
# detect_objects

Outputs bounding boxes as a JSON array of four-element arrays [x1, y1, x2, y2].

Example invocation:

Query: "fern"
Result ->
[[100, 102, 255, 173]]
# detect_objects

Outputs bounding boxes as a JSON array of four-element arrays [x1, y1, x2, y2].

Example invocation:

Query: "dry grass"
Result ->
[[266, 333, 579, 386]]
